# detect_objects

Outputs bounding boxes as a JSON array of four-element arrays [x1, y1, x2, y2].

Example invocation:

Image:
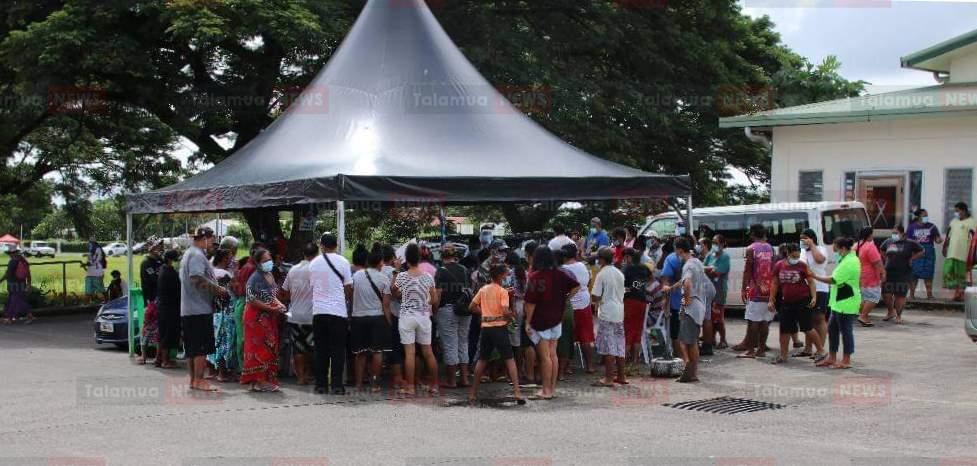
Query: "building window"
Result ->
[[944, 168, 974, 229], [798, 170, 823, 202]]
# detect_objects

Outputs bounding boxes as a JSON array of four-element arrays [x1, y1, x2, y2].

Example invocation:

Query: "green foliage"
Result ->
[[0, 0, 866, 242], [0, 181, 54, 237]]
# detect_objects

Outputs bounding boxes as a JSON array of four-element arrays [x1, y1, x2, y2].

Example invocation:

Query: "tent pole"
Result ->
[[439, 205, 447, 248], [686, 194, 695, 236], [125, 213, 134, 358], [336, 200, 346, 254]]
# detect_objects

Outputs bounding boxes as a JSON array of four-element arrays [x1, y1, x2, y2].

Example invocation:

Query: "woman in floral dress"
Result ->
[[208, 249, 237, 381], [240, 248, 287, 392]]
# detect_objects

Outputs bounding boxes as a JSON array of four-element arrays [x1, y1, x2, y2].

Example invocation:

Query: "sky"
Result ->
[[741, 0, 977, 93]]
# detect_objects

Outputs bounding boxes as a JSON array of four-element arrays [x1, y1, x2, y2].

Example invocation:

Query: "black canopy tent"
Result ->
[[122, 0, 693, 354]]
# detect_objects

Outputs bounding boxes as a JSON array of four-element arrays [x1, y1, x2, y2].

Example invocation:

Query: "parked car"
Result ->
[[965, 286, 977, 344], [94, 296, 138, 349], [104, 242, 128, 257], [641, 201, 871, 307], [25, 241, 56, 258]]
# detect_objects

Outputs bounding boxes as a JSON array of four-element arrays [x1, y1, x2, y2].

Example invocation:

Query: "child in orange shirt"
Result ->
[[468, 265, 525, 405]]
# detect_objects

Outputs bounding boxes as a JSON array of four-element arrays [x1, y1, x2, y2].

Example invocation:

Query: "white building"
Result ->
[[721, 29, 977, 295]]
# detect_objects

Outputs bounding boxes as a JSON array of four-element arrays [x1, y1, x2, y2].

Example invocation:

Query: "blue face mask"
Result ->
[[711, 245, 720, 254], [834, 252, 843, 262], [920, 216, 930, 224], [260, 260, 274, 273], [675, 226, 686, 236]]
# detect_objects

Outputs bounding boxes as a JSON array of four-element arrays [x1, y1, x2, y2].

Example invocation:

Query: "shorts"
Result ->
[[530, 323, 562, 345], [477, 326, 514, 361], [623, 298, 646, 346], [351, 315, 392, 353], [883, 281, 911, 298], [181, 314, 215, 357], [398, 313, 432, 346], [677, 313, 700, 346], [85, 276, 105, 295], [386, 316, 405, 365], [595, 319, 625, 358], [573, 306, 596, 344], [669, 308, 681, 340], [289, 323, 314, 353], [778, 300, 813, 334], [745, 301, 774, 322], [814, 291, 830, 317], [861, 286, 882, 304]]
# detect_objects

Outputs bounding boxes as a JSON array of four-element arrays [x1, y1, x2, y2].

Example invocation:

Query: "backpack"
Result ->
[[14, 258, 28, 281], [441, 263, 473, 316]]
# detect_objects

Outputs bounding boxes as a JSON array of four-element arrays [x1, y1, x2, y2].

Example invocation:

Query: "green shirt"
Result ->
[[829, 252, 862, 314]]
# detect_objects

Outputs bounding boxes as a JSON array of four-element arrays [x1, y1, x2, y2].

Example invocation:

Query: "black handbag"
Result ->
[[443, 264, 474, 316]]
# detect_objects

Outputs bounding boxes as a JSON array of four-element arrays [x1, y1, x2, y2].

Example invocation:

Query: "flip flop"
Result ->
[[857, 319, 874, 327], [613, 379, 630, 385], [815, 359, 834, 367], [771, 356, 787, 365], [791, 351, 813, 358], [831, 363, 852, 369], [191, 384, 219, 392], [515, 398, 527, 406], [882, 315, 895, 322], [591, 380, 614, 387], [736, 353, 757, 359]]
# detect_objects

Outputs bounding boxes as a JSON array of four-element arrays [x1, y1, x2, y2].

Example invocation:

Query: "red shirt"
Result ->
[[773, 259, 811, 304], [525, 268, 579, 331], [857, 241, 882, 288]]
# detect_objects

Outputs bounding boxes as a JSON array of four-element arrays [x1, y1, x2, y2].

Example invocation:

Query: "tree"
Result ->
[[2, 0, 866, 245]]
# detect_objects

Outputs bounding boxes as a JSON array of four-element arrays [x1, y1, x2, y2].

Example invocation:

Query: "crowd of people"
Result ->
[[117, 204, 977, 399]]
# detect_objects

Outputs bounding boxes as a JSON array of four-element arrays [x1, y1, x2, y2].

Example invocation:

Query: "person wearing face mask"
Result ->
[[704, 234, 731, 349], [660, 237, 714, 383], [906, 209, 942, 300], [942, 202, 977, 302], [611, 228, 628, 266], [241, 248, 288, 392], [811, 237, 861, 369], [798, 229, 829, 360], [768, 243, 822, 364], [584, 217, 611, 254], [645, 232, 663, 267], [880, 225, 924, 324]]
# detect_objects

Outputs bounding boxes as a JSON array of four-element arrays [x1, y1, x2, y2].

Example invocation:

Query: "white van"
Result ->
[[640, 201, 871, 307]]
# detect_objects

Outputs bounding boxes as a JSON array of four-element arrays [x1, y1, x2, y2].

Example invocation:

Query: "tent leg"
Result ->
[[336, 200, 346, 254], [439, 205, 447, 247], [125, 213, 134, 358], [686, 194, 694, 236]]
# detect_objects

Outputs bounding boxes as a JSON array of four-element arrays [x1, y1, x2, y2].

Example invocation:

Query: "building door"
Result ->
[[857, 175, 905, 234]]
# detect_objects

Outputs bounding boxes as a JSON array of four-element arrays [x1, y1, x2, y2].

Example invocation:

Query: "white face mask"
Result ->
[[800, 241, 809, 250], [891, 233, 901, 242], [788, 258, 800, 266]]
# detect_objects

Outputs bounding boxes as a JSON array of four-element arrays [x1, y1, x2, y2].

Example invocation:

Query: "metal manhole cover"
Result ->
[[664, 396, 785, 414]]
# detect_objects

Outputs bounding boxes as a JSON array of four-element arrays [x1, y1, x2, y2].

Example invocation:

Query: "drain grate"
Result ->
[[664, 396, 785, 415]]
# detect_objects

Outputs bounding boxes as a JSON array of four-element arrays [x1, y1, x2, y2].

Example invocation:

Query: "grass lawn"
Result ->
[[26, 253, 143, 290]]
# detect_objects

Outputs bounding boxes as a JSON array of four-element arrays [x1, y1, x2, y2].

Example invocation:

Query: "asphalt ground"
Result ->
[[1, 309, 975, 466]]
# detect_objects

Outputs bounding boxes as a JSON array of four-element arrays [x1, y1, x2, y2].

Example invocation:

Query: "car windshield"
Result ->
[[34, 242, 48, 247]]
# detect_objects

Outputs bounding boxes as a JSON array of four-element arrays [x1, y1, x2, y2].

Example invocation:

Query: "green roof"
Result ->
[[719, 83, 977, 128], [901, 28, 977, 73]]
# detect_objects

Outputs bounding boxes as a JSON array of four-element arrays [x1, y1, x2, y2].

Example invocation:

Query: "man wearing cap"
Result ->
[[136, 236, 164, 364], [584, 217, 611, 255], [179, 227, 228, 392], [309, 233, 353, 395]]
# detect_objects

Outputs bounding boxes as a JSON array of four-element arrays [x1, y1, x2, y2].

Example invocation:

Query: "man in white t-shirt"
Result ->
[[591, 247, 627, 386], [282, 242, 318, 386], [559, 243, 595, 374], [548, 225, 574, 251], [309, 233, 353, 395]]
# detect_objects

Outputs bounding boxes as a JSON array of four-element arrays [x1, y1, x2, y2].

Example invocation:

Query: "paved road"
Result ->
[[1, 310, 975, 466]]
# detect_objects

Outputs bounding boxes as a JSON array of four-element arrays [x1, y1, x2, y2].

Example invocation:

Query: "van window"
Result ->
[[746, 212, 810, 246], [822, 208, 870, 244], [647, 218, 677, 239], [695, 215, 748, 248]]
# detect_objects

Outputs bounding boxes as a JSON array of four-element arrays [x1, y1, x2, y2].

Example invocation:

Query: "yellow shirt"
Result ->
[[946, 217, 977, 261]]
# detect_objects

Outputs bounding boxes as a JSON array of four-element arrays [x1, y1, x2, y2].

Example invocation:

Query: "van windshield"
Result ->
[[822, 208, 870, 244]]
